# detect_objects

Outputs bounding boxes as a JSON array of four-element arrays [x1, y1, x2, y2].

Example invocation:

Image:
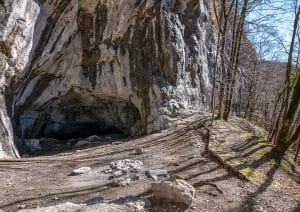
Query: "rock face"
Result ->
[[0, 0, 39, 158], [0, 0, 216, 157]]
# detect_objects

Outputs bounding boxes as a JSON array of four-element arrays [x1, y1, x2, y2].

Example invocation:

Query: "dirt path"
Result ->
[[0, 113, 299, 211]]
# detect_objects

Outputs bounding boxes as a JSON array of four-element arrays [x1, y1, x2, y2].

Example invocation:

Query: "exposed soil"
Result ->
[[0, 113, 299, 212]]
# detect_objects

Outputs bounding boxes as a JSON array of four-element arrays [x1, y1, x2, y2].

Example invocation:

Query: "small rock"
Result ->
[[253, 206, 266, 212], [74, 141, 91, 148], [85, 135, 100, 142], [112, 173, 142, 187], [84, 197, 105, 205], [112, 175, 132, 187], [24, 139, 41, 151], [146, 169, 169, 181], [103, 169, 112, 174], [151, 176, 195, 205], [126, 198, 151, 210], [109, 159, 144, 187], [113, 170, 124, 177], [71, 167, 91, 176], [18, 205, 26, 209], [135, 147, 144, 155], [110, 159, 143, 172]]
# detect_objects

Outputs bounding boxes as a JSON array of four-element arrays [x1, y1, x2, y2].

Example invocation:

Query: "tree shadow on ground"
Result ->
[[168, 159, 209, 175], [292, 202, 300, 211], [0, 182, 113, 210], [233, 150, 283, 211], [192, 174, 232, 188], [230, 136, 262, 151]]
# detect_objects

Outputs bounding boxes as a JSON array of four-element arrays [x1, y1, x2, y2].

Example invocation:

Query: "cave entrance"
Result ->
[[17, 99, 141, 155], [42, 122, 126, 140], [18, 98, 141, 144]]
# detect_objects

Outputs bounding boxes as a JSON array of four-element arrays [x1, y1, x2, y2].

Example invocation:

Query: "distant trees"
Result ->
[[210, 0, 250, 122], [210, 0, 300, 157], [210, 0, 267, 122], [210, 0, 235, 124], [222, 0, 249, 121]]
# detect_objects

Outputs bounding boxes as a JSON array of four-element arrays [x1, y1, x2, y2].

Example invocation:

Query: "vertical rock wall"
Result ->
[[0, 0, 216, 158], [0, 0, 40, 158]]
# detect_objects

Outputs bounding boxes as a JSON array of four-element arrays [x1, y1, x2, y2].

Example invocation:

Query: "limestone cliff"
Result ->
[[0, 0, 216, 158]]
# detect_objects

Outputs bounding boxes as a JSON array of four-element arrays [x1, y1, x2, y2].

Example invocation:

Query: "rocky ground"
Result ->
[[0, 113, 299, 212]]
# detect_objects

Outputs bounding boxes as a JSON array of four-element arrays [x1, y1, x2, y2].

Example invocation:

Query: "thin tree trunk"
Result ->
[[210, 0, 222, 125], [294, 140, 300, 162], [211, 34, 220, 125], [244, 63, 257, 119], [216, 0, 235, 119], [223, 0, 249, 121]]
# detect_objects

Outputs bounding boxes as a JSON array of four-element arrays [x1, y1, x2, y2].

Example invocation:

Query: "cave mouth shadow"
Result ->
[[16, 97, 142, 157], [41, 122, 127, 140], [18, 125, 129, 157]]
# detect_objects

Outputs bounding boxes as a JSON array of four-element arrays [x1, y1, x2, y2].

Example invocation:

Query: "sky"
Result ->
[[245, 0, 298, 62]]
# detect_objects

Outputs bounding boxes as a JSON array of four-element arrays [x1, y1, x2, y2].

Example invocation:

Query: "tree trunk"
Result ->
[[273, 6, 300, 154], [294, 140, 300, 162], [223, 0, 249, 121], [216, 0, 235, 119], [211, 0, 222, 125]]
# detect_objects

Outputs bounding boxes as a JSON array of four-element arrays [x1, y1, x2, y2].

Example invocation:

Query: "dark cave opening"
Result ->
[[17, 98, 142, 154], [41, 122, 126, 140]]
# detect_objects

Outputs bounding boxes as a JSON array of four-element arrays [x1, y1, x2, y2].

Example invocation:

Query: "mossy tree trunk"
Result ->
[[271, 70, 300, 153], [270, 5, 300, 154]]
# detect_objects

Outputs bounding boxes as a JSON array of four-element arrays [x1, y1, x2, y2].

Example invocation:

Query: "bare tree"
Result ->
[[269, 4, 300, 154]]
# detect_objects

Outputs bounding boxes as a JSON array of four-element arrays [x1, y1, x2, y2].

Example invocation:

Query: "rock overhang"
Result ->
[[0, 0, 216, 157]]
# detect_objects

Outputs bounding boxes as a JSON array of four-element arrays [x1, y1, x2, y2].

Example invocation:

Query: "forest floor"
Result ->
[[0, 112, 299, 212]]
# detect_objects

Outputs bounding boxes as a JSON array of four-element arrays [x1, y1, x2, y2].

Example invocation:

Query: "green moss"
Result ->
[[211, 142, 223, 150], [228, 158, 248, 167], [175, 178, 186, 183], [255, 147, 272, 158], [210, 143, 226, 154], [292, 192, 300, 198], [240, 168, 264, 178], [243, 132, 254, 139], [219, 152, 236, 159], [267, 159, 276, 166], [271, 180, 281, 189], [290, 69, 300, 84], [227, 197, 235, 203], [256, 137, 268, 144]]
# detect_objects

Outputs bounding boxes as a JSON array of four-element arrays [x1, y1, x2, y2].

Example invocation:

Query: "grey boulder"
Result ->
[[151, 176, 196, 205]]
